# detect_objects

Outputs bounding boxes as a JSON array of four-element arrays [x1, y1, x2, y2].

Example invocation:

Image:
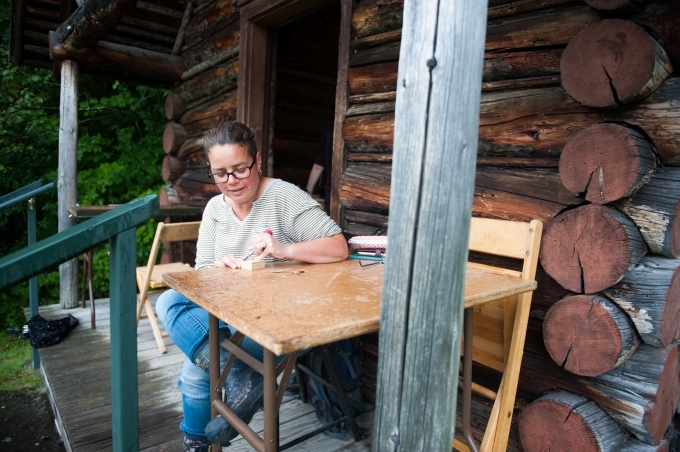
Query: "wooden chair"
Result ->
[[454, 217, 543, 452], [136, 221, 201, 354]]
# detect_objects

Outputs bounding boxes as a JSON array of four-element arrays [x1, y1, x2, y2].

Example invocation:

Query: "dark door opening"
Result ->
[[269, 2, 340, 212]]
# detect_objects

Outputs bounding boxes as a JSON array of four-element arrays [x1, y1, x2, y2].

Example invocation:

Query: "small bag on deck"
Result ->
[[301, 337, 368, 439], [26, 314, 79, 348]]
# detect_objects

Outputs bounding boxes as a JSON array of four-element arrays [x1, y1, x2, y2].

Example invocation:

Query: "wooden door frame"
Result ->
[[237, 0, 349, 223]]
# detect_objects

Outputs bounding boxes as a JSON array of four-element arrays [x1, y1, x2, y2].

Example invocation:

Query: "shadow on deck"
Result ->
[[31, 298, 374, 452]]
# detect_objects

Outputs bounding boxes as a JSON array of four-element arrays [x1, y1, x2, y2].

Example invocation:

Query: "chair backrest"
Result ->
[[466, 217, 542, 372], [137, 221, 201, 301], [461, 217, 542, 452]]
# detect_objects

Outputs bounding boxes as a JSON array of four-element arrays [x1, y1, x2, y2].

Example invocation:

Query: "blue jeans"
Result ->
[[156, 289, 272, 441]]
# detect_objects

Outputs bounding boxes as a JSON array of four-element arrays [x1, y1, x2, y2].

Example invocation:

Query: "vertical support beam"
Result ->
[[237, 19, 273, 175], [58, 59, 79, 309], [373, 0, 488, 450], [330, 0, 353, 225], [109, 227, 139, 451], [27, 197, 40, 370]]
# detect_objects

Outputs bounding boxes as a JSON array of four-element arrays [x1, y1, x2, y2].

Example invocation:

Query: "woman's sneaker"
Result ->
[[183, 436, 208, 452], [205, 360, 264, 444]]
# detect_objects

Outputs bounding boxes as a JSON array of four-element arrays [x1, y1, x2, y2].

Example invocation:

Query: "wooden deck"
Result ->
[[32, 297, 374, 452], [32, 297, 525, 452]]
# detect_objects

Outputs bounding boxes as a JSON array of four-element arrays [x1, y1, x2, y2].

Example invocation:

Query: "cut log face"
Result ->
[[584, 0, 637, 12], [559, 123, 657, 204], [543, 294, 640, 377], [162, 155, 185, 182], [539, 204, 647, 293], [521, 336, 680, 445], [602, 255, 680, 347], [165, 92, 185, 120], [560, 19, 673, 108], [163, 122, 187, 155], [617, 167, 680, 257], [518, 389, 625, 452]]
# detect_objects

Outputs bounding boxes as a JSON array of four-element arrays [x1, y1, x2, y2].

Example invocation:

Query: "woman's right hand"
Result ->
[[213, 254, 241, 269]]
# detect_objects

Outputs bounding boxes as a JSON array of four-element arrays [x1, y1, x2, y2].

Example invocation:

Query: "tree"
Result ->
[[0, 0, 168, 328]]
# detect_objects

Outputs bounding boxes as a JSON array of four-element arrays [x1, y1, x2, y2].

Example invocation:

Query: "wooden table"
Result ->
[[163, 259, 536, 452]]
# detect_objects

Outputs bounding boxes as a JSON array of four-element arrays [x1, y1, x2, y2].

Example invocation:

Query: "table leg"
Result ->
[[462, 308, 480, 452], [263, 349, 278, 452], [209, 314, 223, 452]]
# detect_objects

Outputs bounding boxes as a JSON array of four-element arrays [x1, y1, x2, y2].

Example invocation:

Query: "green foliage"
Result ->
[[0, 0, 169, 329], [0, 334, 43, 391]]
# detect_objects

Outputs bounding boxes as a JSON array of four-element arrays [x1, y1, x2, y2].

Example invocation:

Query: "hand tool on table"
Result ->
[[243, 228, 273, 260]]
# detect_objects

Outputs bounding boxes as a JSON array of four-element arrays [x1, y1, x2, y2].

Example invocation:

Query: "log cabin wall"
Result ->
[[156, 0, 680, 448], [346, 0, 680, 449]]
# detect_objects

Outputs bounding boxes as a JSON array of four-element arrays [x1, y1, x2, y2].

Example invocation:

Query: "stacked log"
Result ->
[[157, 0, 239, 207], [523, 3, 680, 449]]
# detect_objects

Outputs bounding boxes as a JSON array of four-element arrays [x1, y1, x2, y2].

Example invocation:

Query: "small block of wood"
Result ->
[[239, 259, 265, 271]]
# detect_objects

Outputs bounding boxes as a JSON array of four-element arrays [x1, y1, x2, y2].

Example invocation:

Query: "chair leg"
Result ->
[[144, 299, 167, 354]]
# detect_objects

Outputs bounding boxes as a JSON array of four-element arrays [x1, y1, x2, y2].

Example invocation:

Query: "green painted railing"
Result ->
[[0, 179, 55, 369], [0, 195, 160, 452]]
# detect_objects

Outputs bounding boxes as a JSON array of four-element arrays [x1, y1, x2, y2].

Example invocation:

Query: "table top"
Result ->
[[163, 260, 536, 355]]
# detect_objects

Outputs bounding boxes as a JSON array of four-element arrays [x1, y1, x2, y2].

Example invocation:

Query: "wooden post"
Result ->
[[58, 59, 79, 309], [373, 0, 488, 450], [108, 227, 139, 451], [330, 0, 353, 225]]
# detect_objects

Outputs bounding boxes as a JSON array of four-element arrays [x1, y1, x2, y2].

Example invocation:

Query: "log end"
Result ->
[[539, 204, 645, 294], [559, 123, 656, 204], [543, 294, 635, 376], [583, 0, 637, 13], [165, 92, 186, 121], [560, 19, 659, 108], [163, 122, 187, 155], [519, 390, 623, 452]]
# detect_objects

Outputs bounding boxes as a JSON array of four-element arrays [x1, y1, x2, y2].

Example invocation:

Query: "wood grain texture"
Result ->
[[58, 59, 79, 309], [331, 0, 353, 225], [518, 389, 625, 452], [162, 261, 534, 355], [341, 77, 680, 163], [372, 0, 488, 449], [560, 19, 673, 108], [617, 167, 680, 257], [542, 294, 640, 376], [602, 255, 680, 347], [559, 123, 658, 204], [520, 334, 680, 445], [539, 204, 647, 294]]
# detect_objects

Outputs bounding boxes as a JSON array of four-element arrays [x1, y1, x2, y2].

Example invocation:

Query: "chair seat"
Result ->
[[136, 262, 193, 289]]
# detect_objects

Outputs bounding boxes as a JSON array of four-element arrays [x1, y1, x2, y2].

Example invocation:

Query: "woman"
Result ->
[[156, 120, 348, 452]]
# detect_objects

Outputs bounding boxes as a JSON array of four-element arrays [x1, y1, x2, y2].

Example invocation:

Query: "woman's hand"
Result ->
[[253, 232, 348, 263], [213, 254, 241, 269], [250, 231, 282, 260]]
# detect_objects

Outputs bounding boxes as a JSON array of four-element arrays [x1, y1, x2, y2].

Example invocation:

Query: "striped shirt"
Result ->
[[195, 179, 342, 269]]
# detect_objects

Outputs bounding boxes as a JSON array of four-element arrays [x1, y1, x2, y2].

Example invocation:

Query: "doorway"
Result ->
[[237, 0, 343, 218], [270, 3, 340, 206]]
